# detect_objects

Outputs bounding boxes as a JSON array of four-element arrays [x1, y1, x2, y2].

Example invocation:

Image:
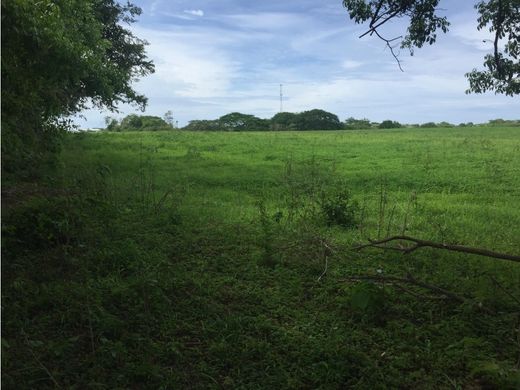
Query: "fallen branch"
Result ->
[[353, 235, 520, 263], [342, 273, 496, 314], [341, 274, 465, 303]]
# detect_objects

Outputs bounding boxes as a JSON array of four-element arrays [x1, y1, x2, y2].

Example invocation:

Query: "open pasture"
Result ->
[[3, 126, 520, 388]]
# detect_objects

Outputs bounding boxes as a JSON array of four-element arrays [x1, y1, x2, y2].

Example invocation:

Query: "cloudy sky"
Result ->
[[77, 0, 518, 128]]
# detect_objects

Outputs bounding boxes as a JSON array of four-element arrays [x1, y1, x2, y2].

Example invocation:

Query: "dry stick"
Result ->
[[24, 336, 62, 388], [317, 256, 328, 282], [487, 274, 520, 306], [353, 235, 520, 263], [392, 283, 446, 301], [317, 237, 336, 282], [341, 274, 465, 303]]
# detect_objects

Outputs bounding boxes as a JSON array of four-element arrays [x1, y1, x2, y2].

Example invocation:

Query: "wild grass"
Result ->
[[2, 127, 520, 388]]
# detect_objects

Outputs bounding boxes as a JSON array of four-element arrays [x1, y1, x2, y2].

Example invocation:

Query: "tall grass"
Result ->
[[2, 126, 520, 388]]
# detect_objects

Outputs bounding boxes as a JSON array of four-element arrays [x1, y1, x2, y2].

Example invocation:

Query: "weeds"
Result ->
[[3, 128, 520, 388]]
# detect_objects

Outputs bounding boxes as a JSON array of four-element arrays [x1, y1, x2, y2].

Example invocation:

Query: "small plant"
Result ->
[[256, 200, 277, 268], [319, 189, 359, 228], [348, 282, 388, 323]]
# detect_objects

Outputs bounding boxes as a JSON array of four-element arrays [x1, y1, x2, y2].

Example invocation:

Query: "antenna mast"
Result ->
[[279, 84, 283, 112]]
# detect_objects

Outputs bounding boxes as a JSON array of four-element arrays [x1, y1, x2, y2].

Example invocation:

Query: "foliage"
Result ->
[[466, 0, 520, 96], [163, 110, 174, 127], [2, 127, 520, 388], [182, 109, 342, 131], [319, 189, 360, 228], [106, 114, 172, 132], [342, 0, 519, 95], [218, 112, 270, 131], [1, 0, 154, 176], [271, 112, 299, 130], [295, 109, 344, 130], [488, 118, 520, 127], [183, 119, 222, 131], [344, 117, 372, 130], [378, 120, 402, 129]]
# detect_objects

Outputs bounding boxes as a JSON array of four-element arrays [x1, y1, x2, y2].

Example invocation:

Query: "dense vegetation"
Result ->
[[107, 113, 520, 132], [3, 127, 520, 388], [343, 0, 520, 95], [1, 0, 153, 179], [105, 114, 173, 132], [183, 109, 342, 131], [2, 0, 520, 388]]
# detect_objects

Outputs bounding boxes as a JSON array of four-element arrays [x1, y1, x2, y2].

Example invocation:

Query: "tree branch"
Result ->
[[353, 235, 520, 263], [341, 274, 465, 303]]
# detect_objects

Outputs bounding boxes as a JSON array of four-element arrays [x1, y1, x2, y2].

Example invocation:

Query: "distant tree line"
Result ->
[[184, 110, 345, 131], [104, 114, 173, 132], [103, 111, 520, 132]]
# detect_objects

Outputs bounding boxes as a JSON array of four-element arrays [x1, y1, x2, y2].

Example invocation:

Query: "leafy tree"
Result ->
[[112, 114, 171, 131], [295, 109, 343, 130], [183, 120, 222, 131], [120, 114, 143, 130], [344, 117, 372, 130], [342, 0, 520, 96], [104, 116, 120, 131], [271, 112, 299, 130], [163, 110, 175, 128], [2, 0, 154, 175], [218, 113, 270, 131], [378, 120, 402, 129]]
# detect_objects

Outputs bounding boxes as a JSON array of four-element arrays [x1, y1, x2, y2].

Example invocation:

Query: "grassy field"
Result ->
[[3, 127, 520, 388]]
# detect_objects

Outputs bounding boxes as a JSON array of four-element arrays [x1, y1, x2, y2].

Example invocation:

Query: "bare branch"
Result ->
[[353, 235, 520, 263], [373, 30, 404, 72], [487, 274, 520, 307], [341, 274, 465, 303]]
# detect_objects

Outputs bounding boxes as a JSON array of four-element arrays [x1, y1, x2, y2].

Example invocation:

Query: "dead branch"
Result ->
[[341, 274, 465, 303], [487, 274, 520, 307], [342, 273, 496, 314], [353, 235, 520, 263]]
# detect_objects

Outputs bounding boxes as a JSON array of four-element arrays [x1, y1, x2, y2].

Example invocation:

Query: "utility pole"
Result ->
[[279, 84, 283, 113]]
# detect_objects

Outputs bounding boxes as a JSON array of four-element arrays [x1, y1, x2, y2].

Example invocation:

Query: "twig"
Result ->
[[487, 274, 520, 306], [341, 274, 465, 303], [392, 283, 446, 301], [317, 256, 328, 282], [353, 235, 520, 263], [373, 30, 404, 72], [24, 335, 62, 388]]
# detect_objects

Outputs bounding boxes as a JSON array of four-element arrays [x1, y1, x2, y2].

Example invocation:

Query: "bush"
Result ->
[[319, 189, 359, 228], [378, 120, 402, 129], [344, 117, 372, 130], [107, 115, 172, 132]]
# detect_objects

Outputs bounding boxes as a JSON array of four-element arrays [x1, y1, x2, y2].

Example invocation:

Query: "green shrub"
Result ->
[[319, 189, 359, 228], [378, 120, 402, 129]]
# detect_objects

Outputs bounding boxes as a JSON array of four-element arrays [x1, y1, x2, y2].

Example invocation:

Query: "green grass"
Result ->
[[3, 127, 520, 388]]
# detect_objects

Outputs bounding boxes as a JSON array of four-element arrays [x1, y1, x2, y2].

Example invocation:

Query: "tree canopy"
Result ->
[[1, 0, 154, 175], [106, 114, 172, 132], [342, 0, 520, 96], [181, 110, 346, 132]]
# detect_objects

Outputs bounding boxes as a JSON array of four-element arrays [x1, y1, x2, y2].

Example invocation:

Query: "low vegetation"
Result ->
[[3, 126, 520, 388], [104, 113, 520, 133]]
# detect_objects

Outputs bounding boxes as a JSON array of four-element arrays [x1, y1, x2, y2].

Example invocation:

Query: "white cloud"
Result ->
[[184, 9, 204, 17], [75, 2, 519, 129], [342, 60, 363, 69], [133, 27, 239, 99]]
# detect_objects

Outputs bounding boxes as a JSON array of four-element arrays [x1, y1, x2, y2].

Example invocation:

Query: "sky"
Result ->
[[77, 0, 518, 129]]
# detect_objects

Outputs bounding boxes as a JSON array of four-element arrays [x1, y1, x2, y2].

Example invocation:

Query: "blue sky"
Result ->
[[77, 0, 518, 128]]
